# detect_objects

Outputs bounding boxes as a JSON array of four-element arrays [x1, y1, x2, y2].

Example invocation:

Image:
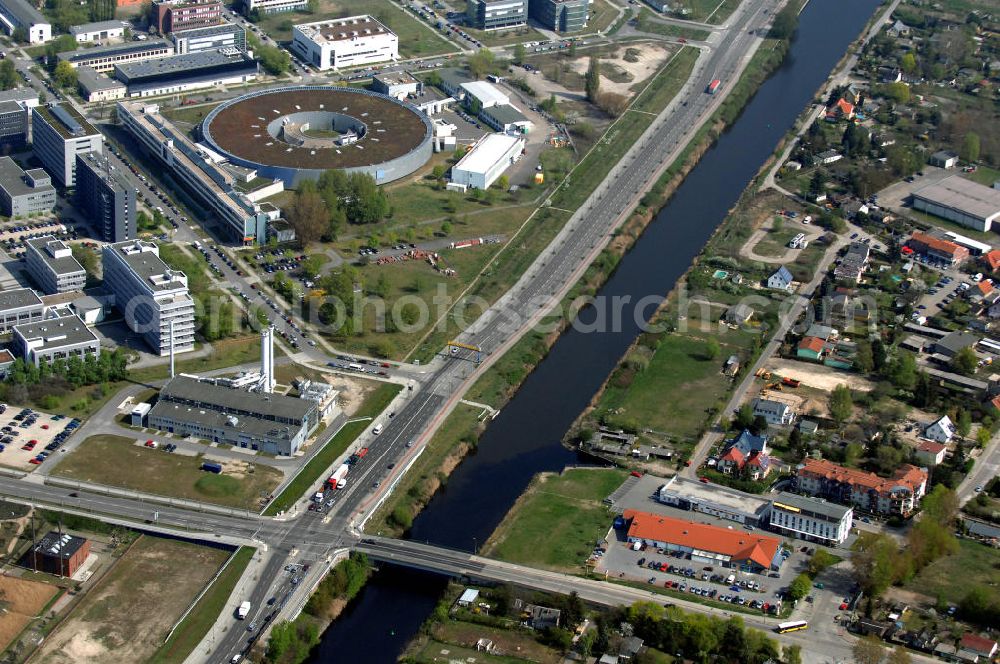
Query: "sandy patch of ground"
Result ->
[[36, 535, 228, 664], [0, 575, 60, 652], [568, 44, 673, 95], [765, 359, 877, 393], [317, 373, 376, 417]]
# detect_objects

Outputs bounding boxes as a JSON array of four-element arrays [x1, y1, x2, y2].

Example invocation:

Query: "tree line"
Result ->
[[286, 170, 390, 245]]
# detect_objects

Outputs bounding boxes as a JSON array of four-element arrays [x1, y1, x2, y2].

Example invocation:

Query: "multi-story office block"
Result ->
[[24, 236, 86, 294], [102, 240, 195, 356], [14, 315, 99, 366], [466, 0, 526, 30], [75, 152, 136, 242], [0, 100, 28, 152], [530, 0, 588, 32], [0, 288, 44, 332], [30, 104, 104, 187], [291, 16, 398, 71], [0, 157, 55, 217]]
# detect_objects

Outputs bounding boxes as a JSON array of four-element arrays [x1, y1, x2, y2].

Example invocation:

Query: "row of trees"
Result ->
[[286, 170, 390, 244], [5, 349, 129, 390]]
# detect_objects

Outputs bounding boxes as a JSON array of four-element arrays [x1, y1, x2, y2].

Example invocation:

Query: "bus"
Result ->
[[775, 621, 808, 634]]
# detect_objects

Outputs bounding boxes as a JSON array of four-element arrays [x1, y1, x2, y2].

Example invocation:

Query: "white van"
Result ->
[[372, 424, 383, 435]]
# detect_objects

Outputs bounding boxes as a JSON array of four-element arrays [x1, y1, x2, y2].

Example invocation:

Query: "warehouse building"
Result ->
[[0, 0, 51, 43], [245, 0, 306, 13], [14, 314, 100, 366], [70, 20, 126, 43], [115, 48, 258, 97], [153, 0, 222, 34], [479, 104, 532, 133], [102, 240, 195, 355], [450, 133, 525, 190], [0, 157, 55, 218], [530, 0, 589, 32], [24, 236, 86, 294], [912, 176, 1000, 233], [25, 531, 91, 577], [31, 104, 104, 187], [58, 40, 173, 74], [291, 15, 398, 71], [76, 66, 127, 103], [655, 476, 769, 525], [460, 80, 509, 109], [117, 100, 271, 243], [148, 375, 319, 455], [767, 492, 853, 546], [622, 509, 784, 572], [372, 71, 420, 99], [795, 458, 928, 517], [76, 152, 136, 242], [171, 23, 245, 54], [0, 100, 28, 152], [0, 288, 44, 332], [466, 0, 527, 30]]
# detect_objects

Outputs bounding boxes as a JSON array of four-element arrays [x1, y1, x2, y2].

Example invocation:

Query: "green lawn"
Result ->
[[634, 10, 712, 41], [484, 468, 627, 572], [412, 639, 541, 664], [129, 336, 276, 384], [365, 403, 482, 536], [52, 435, 283, 509], [148, 546, 255, 664], [256, 0, 457, 57], [753, 225, 799, 256], [264, 382, 401, 515], [674, 0, 742, 23], [964, 166, 1000, 187], [594, 328, 756, 442], [904, 539, 1000, 607]]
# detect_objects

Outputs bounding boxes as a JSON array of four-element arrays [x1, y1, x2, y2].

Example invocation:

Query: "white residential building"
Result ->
[[752, 398, 794, 426], [450, 133, 524, 190], [102, 240, 195, 356], [291, 15, 398, 71], [924, 415, 956, 444]]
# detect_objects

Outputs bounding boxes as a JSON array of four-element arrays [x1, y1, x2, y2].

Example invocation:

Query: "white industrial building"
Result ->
[[450, 133, 524, 190], [656, 476, 770, 525], [768, 492, 853, 546], [912, 176, 1000, 233], [291, 15, 398, 71], [0, 0, 50, 43], [70, 20, 126, 43], [14, 315, 100, 367], [102, 240, 195, 356], [460, 81, 509, 109]]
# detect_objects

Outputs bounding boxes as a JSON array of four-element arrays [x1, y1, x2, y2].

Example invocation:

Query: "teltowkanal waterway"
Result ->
[[312, 0, 882, 660]]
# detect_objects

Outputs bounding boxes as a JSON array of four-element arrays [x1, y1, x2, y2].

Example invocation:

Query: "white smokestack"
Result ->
[[260, 325, 275, 393], [169, 319, 175, 378]]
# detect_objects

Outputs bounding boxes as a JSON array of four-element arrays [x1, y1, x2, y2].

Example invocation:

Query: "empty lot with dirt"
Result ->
[[35, 535, 230, 664], [0, 575, 60, 653]]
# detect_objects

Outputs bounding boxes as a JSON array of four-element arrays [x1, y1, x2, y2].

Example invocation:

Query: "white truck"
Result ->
[[237, 601, 251, 620]]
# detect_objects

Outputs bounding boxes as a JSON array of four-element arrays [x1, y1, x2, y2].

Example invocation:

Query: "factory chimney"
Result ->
[[169, 319, 175, 378], [260, 325, 275, 393]]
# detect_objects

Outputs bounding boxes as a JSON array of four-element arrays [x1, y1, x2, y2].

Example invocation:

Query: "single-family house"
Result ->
[[841, 200, 870, 220], [725, 303, 754, 325], [887, 19, 910, 37], [797, 336, 826, 361], [925, 415, 956, 444], [817, 149, 843, 164], [768, 266, 793, 291], [983, 249, 1000, 274], [959, 634, 998, 661], [799, 420, 819, 435], [929, 150, 959, 169], [915, 440, 947, 466], [717, 429, 771, 480], [878, 66, 902, 83], [825, 98, 855, 122], [805, 323, 837, 341], [752, 398, 794, 426], [724, 354, 740, 376], [933, 331, 979, 358]]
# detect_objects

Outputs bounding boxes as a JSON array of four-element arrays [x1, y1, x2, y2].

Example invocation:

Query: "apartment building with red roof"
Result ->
[[622, 509, 783, 573], [794, 458, 928, 517], [906, 232, 969, 265]]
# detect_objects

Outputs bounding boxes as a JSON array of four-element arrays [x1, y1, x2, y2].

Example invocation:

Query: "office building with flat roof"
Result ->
[[30, 104, 104, 187], [153, 0, 222, 34], [76, 66, 127, 103], [0, 287, 44, 332], [57, 39, 173, 74], [530, 0, 588, 32], [245, 0, 306, 14], [291, 15, 398, 71], [768, 492, 853, 546], [14, 314, 100, 366], [115, 48, 258, 97], [0, 100, 28, 152], [70, 19, 126, 43], [0, 157, 55, 218], [76, 153, 135, 242], [24, 236, 86, 294], [0, 0, 50, 43], [148, 375, 319, 455], [466, 0, 526, 30], [0, 88, 38, 108], [102, 239, 195, 355], [117, 100, 270, 244], [171, 23, 245, 54]]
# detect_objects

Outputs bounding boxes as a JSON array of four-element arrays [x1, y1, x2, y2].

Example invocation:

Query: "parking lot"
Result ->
[[0, 405, 80, 471]]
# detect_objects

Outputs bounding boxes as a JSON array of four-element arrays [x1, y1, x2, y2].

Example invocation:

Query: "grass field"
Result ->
[[130, 335, 276, 384], [634, 10, 712, 41], [365, 403, 482, 535], [36, 535, 230, 664], [904, 539, 1000, 606], [753, 225, 799, 257], [422, 620, 562, 663], [265, 382, 401, 515], [483, 468, 627, 572], [411, 638, 542, 664], [256, 0, 457, 57], [52, 435, 282, 509], [594, 327, 757, 442], [148, 546, 254, 664]]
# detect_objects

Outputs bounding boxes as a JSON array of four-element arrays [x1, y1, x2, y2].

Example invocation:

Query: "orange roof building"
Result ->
[[622, 509, 783, 571], [907, 232, 969, 264], [795, 458, 927, 517], [984, 249, 1000, 272], [826, 97, 856, 121]]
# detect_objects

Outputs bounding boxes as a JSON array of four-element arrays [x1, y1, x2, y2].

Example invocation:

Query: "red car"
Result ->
[[684, 460, 692, 467], [41, 424, 49, 430], [699, 477, 710, 484], [145, 440, 156, 447], [630, 471, 643, 478], [28, 458, 40, 465], [839, 602, 849, 610], [357, 447, 369, 458]]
